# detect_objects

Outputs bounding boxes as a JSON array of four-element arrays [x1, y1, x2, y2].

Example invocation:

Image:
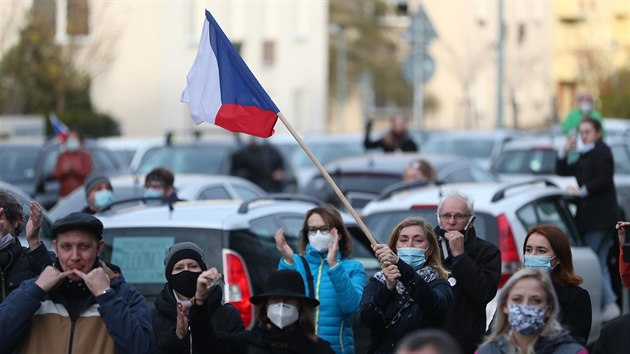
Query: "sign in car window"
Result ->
[[111, 237, 174, 284]]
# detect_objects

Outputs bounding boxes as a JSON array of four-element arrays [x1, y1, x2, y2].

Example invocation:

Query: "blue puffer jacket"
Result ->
[[278, 244, 366, 354]]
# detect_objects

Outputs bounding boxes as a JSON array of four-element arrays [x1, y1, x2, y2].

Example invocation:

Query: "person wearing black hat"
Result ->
[[153, 242, 244, 354], [190, 269, 334, 354], [0, 212, 153, 354], [82, 173, 115, 214]]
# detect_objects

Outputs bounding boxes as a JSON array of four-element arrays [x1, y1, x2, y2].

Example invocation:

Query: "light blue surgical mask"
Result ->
[[523, 255, 556, 272], [94, 190, 114, 209], [398, 247, 427, 269], [144, 188, 163, 205], [65, 138, 80, 151]]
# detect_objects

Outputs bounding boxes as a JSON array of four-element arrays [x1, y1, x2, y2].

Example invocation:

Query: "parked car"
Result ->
[[360, 180, 603, 344], [0, 139, 126, 210], [96, 197, 377, 351], [302, 152, 499, 211], [97, 136, 162, 169], [269, 133, 365, 190], [49, 174, 267, 221], [491, 135, 630, 219], [420, 130, 527, 169]]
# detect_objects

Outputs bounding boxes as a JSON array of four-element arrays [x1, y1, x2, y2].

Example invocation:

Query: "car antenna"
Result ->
[[165, 131, 174, 146], [435, 180, 444, 199]]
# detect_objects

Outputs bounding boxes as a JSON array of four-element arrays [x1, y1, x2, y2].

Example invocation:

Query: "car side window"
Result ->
[[199, 186, 231, 200], [516, 197, 580, 245], [233, 185, 263, 200], [90, 148, 118, 172]]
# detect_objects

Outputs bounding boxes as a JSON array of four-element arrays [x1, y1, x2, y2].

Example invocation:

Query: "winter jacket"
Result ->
[[0, 240, 53, 302], [278, 245, 366, 353], [476, 332, 587, 354], [556, 139, 619, 234], [363, 125, 417, 153], [0, 273, 153, 354], [52, 149, 93, 197], [152, 283, 244, 354], [360, 259, 452, 353], [555, 285, 591, 345], [435, 227, 501, 354], [592, 313, 630, 354], [620, 245, 630, 288]]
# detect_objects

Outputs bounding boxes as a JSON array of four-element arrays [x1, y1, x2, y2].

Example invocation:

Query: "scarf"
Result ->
[[373, 266, 439, 295]]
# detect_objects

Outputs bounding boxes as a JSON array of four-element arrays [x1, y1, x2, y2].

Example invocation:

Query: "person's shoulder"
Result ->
[[473, 237, 500, 254], [314, 337, 335, 354], [340, 257, 364, 269]]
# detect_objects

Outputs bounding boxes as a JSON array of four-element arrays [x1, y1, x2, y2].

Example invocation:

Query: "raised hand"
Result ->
[[444, 230, 465, 257], [35, 266, 73, 293], [327, 228, 339, 267], [175, 303, 188, 339], [73, 268, 111, 296], [372, 244, 399, 265], [25, 201, 43, 249], [194, 267, 221, 303], [382, 261, 400, 291], [274, 228, 294, 264]]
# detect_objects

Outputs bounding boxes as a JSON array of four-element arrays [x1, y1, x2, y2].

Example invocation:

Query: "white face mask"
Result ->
[[267, 302, 299, 329], [65, 138, 80, 151], [308, 230, 332, 253]]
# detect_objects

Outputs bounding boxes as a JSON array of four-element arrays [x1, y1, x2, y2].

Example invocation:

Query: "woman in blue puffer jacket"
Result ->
[[275, 204, 366, 354]]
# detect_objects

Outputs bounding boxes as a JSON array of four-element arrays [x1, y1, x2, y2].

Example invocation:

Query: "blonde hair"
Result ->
[[483, 268, 563, 354], [387, 217, 448, 279]]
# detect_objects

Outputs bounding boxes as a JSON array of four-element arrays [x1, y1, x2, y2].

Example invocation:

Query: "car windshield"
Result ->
[[135, 145, 232, 175], [101, 227, 223, 301], [363, 209, 498, 246], [423, 137, 495, 159], [492, 149, 557, 174], [0, 147, 39, 183], [291, 143, 364, 168], [611, 144, 630, 174]]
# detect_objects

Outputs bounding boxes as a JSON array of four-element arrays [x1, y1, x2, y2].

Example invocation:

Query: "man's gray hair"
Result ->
[[437, 191, 474, 215]]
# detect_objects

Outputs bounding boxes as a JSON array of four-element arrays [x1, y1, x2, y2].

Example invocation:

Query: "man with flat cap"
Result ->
[[0, 212, 153, 354]]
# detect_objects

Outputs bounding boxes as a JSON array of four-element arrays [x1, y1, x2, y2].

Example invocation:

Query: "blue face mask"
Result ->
[[398, 247, 427, 269], [65, 139, 80, 151], [94, 190, 114, 209], [144, 188, 163, 205], [523, 255, 556, 272]]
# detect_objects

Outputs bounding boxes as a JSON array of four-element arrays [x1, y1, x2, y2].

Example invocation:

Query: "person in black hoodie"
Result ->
[[152, 242, 244, 354], [556, 117, 620, 321], [0, 189, 52, 302], [364, 114, 418, 153], [191, 269, 334, 354], [434, 192, 501, 354]]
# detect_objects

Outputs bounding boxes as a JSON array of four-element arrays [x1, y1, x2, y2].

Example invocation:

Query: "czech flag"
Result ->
[[49, 112, 69, 142], [182, 10, 280, 138]]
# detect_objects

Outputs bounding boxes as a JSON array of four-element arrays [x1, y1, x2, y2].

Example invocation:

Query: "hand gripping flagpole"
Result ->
[[277, 113, 378, 247]]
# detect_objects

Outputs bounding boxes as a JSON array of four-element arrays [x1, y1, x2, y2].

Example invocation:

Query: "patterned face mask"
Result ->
[[507, 304, 547, 335]]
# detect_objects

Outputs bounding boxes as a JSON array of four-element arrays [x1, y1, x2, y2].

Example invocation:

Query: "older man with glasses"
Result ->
[[433, 191, 501, 354]]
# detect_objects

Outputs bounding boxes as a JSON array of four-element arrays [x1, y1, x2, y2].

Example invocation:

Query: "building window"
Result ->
[[67, 0, 89, 36], [263, 40, 275, 65]]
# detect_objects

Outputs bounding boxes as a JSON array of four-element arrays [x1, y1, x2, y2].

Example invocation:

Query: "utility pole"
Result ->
[[496, 0, 505, 129]]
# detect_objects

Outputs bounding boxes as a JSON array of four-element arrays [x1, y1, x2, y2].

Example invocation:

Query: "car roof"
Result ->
[[362, 181, 564, 216], [323, 152, 477, 175], [98, 199, 356, 230]]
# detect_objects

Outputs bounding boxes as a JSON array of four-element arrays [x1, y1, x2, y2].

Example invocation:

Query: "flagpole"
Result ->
[[277, 113, 378, 247]]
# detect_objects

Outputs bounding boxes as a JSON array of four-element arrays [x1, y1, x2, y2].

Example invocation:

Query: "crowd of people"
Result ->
[[1, 98, 628, 353]]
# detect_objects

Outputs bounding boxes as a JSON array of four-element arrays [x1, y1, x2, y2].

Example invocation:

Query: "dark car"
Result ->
[[0, 140, 126, 210], [302, 153, 499, 211]]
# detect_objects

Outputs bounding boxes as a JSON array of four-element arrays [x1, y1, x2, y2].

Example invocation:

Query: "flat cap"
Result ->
[[51, 212, 103, 240]]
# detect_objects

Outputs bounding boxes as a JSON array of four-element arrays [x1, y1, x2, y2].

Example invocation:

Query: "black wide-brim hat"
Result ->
[[250, 269, 319, 308]]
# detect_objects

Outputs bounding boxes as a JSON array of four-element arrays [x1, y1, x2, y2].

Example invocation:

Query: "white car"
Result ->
[[48, 174, 266, 221], [360, 180, 603, 344]]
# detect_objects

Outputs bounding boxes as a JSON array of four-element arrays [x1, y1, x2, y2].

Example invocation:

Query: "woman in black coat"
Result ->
[[192, 269, 334, 354], [360, 217, 453, 354], [522, 225, 592, 344], [152, 242, 244, 354], [556, 117, 620, 318]]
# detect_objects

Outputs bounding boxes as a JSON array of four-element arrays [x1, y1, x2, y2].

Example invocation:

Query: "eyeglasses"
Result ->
[[306, 225, 333, 235], [438, 213, 470, 221]]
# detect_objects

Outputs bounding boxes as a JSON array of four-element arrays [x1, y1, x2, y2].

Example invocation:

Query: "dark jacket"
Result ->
[[152, 283, 244, 354], [0, 240, 53, 302], [0, 272, 153, 354], [230, 142, 285, 192], [476, 332, 586, 354], [555, 139, 619, 233], [555, 284, 591, 345], [360, 260, 452, 354], [363, 127, 417, 153], [592, 313, 630, 354], [190, 295, 334, 354], [435, 227, 501, 354]]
